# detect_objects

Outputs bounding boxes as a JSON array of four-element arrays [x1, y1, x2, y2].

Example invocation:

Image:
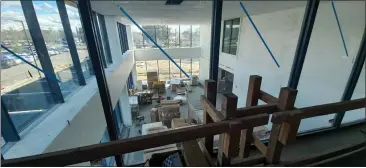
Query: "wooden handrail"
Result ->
[[259, 90, 278, 104], [272, 98, 366, 123], [237, 104, 278, 118], [2, 114, 269, 167]]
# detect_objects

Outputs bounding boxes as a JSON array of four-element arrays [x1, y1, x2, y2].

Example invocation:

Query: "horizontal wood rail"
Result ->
[[237, 104, 278, 118], [272, 98, 366, 123], [1, 114, 269, 167]]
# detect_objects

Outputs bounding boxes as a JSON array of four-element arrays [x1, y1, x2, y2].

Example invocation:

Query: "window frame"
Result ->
[[221, 18, 240, 55]]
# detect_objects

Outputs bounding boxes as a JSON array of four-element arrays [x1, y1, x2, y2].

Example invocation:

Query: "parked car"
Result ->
[[1, 54, 18, 68], [63, 48, 70, 52], [48, 50, 57, 56]]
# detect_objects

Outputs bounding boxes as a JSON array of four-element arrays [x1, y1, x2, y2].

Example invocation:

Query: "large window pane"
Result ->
[[222, 20, 232, 54], [65, 4, 94, 80], [191, 58, 200, 77], [132, 25, 143, 49], [135, 61, 147, 81], [179, 25, 191, 47], [33, 1, 79, 97], [96, 14, 112, 64], [158, 60, 170, 81], [156, 25, 168, 48], [181, 58, 192, 78], [142, 25, 156, 49], [170, 59, 181, 78], [93, 12, 109, 67], [192, 25, 200, 47], [168, 25, 179, 48], [1, 1, 56, 133], [230, 19, 240, 55]]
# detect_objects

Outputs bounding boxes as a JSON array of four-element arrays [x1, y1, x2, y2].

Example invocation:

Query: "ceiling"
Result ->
[[90, 1, 306, 25]]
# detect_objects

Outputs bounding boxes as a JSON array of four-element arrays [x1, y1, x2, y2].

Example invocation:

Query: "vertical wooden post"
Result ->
[[266, 87, 297, 164], [239, 75, 262, 158], [217, 93, 239, 166], [203, 80, 217, 155]]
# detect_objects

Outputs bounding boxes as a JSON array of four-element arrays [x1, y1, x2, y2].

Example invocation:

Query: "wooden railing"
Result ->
[[2, 75, 365, 167]]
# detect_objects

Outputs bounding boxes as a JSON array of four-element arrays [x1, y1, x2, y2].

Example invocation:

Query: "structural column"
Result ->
[[77, 0, 122, 166], [209, 0, 223, 82], [287, 0, 320, 89], [333, 28, 366, 127], [56, 0, 86, 86]]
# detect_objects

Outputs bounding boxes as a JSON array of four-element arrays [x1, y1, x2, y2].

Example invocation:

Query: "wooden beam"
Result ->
[[197, 139, 215, 166], [2, 114, 269, 167], [276, 87, 299, 145], [272, 98, 366, 123], [236, 104, 278, 118], [252, 134, 267, 154], [239, 75, 262, 158], [181, 140, 209, 167], [218, 93, 240, 166], [282, 142, 365, 167], [203, 80, 217, 155], [200, 95, 224, 122], [231, 155, 266, 166], [259, 90, 278, 104], [266, 87, 297, 164]]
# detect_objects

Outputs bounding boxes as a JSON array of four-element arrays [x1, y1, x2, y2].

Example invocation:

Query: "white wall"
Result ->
[[134, 47, 201, 61], [217, 1, 365, 132]]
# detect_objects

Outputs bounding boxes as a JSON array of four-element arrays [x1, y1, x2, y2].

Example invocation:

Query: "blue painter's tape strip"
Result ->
[[239, 2, 280, 68], [1, 44, 61, 83], [331, 0, 348, 57], [118, 6, 190, 79]]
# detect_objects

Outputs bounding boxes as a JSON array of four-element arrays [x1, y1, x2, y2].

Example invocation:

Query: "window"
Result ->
[[117, 23, 129, 53], [142, 25, 156, 48], [1, 1, 57, 133], [222, 18, 240, 55], [131, 25, 143, 49], [168, 25, 179, 48], [179, 25, 191, 47], [155, 25, 169, 48], [113, 100, 124, 138], [192, 25, 200, 47], [135, 61, 147, 81], [97, 14, 112, 64], [170, 59, 181, 78], [191, 58, 200, 77], [65, 4, 94, 79], [181, 58, 192, 78], [33, 1, 80, 97], [92, 12, 111, 67], [158, 60, 169, 81]]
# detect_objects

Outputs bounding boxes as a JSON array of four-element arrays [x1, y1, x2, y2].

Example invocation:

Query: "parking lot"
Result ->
[[1, 50, 89, 94]]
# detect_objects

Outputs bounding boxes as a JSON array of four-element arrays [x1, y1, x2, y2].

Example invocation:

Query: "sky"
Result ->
[[1, 1, 82, 33]]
